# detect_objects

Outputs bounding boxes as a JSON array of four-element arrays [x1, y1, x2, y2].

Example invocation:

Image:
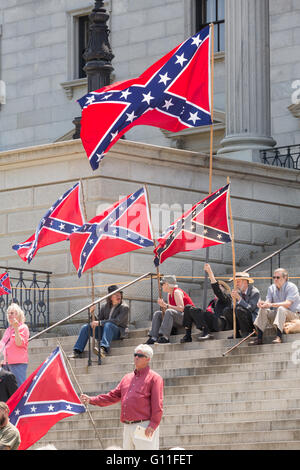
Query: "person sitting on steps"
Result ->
[[69, 285, 129, 359], [249, 268, 300, 346], [180, 263, 232, 343], [225, 272, 260, 339], [145, 275, 194, 345]]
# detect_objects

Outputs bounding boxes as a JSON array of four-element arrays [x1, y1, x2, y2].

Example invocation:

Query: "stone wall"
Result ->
[[0, 139, 299, 327]]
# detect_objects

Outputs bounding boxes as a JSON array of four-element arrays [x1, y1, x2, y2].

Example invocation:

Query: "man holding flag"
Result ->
[[145, 275, 194, 345]]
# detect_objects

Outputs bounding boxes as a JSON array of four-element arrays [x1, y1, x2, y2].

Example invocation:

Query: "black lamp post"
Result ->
[[73, 0, 114, 139]]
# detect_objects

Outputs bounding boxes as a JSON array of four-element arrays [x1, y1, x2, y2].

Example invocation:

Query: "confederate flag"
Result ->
[[12, 183, 84, 263], [154, 184, 231, 266], [0, 272, 11, 296], [78, 26, 211, 170], [69, 187, 154, 277], [7, 346, 86, 450]]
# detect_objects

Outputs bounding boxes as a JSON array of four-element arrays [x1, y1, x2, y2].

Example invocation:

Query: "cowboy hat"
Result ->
[[229, 272, 254, 283], [107, 285, 123, 294]]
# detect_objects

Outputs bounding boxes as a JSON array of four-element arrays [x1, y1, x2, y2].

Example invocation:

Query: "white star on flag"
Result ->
[[175, 53, 188, 67], [162, 98, 174, 110], [188, 111, 201, 124], [158, 72, 171, 86], [142, 91, 155, 105]]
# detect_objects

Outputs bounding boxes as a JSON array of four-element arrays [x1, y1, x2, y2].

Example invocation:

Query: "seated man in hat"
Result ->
[[249, 268, 300, 345], [224, 272, 260, 338], [69, 285, 129, 358], [145, 275, 194, 344]]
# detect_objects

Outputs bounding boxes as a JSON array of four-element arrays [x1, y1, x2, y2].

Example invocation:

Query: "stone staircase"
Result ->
[[28, 325, 300, 450]]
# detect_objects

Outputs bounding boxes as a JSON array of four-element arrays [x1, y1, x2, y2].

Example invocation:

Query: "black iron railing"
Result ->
[[261, 144, 300, 169], [0, 266, 51, 331], [245, 237, 300, 282]]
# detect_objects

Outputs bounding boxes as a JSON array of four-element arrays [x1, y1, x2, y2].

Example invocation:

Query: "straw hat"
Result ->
[[230, 272, 254, 283]]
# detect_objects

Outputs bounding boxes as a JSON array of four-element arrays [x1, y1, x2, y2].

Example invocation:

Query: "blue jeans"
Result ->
[[8, 363, 28, 388], [74, 321, 120, 353]]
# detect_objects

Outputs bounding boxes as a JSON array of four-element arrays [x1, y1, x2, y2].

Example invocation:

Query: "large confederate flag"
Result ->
[[12, 183, 84, 263], [69, 187, 154, 277], [7, 347, 86, 450], [78, 26, 211, 170], [154, 184, 231, 266]]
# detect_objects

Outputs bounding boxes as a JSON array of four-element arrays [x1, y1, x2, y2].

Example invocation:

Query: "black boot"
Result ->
[[180, 329, 192, 343]]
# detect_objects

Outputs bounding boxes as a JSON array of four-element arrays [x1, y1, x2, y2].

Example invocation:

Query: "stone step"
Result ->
[[63, 357, 300, 387], [29, 426, 300, 450], [163, 397, 300, 416], [26, 349, 300, 382], [26, 417, 300, 441], [34, 408, 300, 431], [160, 429, 300, 448], [163, 377, 300, 396], [182, 441, 300, 450]]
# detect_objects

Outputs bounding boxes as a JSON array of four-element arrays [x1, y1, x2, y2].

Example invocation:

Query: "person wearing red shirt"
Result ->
[[146, 275, 194, 344], [80, 344, 163, 450]]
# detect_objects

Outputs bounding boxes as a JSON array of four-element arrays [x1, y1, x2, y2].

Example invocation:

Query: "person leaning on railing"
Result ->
[[0, 303, 29, 388], [249, 268, 300, 345]]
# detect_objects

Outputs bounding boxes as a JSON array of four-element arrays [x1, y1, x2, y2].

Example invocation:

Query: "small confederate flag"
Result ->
[[7, 346, 86, 450], [0, 272, 11, 296], [69, 187, 154, 277], [78, 26, 211, 170], [154, 184, 231, 266], [12, 183, 84, 263]]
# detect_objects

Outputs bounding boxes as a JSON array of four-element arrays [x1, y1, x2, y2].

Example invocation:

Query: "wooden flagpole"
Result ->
[[227, 176, 237, 339], [80, 179, 98, 354], [202, 22, 215, 310], [58, 341, 104, 449], [144, 185, 165, 317], [208, 22, 215, 195]]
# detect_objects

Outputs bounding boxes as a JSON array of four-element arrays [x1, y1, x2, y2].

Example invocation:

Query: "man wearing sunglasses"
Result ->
[[80, 344, 163, 450], [249, 268, 300, 345]]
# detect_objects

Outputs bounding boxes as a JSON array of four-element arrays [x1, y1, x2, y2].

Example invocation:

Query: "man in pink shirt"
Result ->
[[80, 344, 163, 450]]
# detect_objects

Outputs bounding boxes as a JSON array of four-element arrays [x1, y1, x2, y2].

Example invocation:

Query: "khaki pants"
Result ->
[[254, 306, 300, 333], [122, 420, 159, 450]]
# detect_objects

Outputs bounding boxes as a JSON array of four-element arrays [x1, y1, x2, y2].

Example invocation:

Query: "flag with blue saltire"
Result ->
[[69, 186, 154, 277], [78, 26, 211, 170], [7, 346, 86, 450], [12, 183, 84, 263], [154, 184, 231, 266]]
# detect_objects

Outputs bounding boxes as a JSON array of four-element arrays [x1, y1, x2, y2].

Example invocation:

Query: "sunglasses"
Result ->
[[273, 276, 282, 280], [134, 353, 147, 358]]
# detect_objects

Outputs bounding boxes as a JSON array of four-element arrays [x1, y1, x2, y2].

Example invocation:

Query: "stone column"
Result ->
[[218, 0, 276, 161]]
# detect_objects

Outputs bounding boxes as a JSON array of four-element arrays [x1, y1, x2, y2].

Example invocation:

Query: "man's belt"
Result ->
[[123, 419, 148, 425]]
